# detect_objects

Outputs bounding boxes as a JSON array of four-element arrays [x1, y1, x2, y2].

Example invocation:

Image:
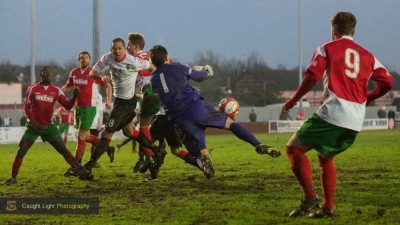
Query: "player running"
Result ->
[[149, 45, 281, 179], [79, 38, 165, 180], [61, 51, 113, 163], [2, 66, 90, 185], [281, 12, 393, 218]]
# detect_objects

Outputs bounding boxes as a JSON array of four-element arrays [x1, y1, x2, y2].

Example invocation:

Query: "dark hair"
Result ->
[[40, 66, 51, 75], [128, 33, 145, 50], [111, 38, 125, 47], [150, 45, 168, 68], [77, 51, 91, 61], [331, 12, 356, 36]]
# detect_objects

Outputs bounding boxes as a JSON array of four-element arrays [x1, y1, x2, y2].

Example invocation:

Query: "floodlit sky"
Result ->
[[1, 0, 399, 72]]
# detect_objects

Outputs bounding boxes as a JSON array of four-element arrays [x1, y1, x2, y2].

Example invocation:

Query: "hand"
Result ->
[[105, 102, 112, 109], [102, 75, 112, 84], [29, 120, 42, 134], [280, 105, 289, 115], [193, 65, 214, 77], [72, 87, 81, 98], [203, 65, 213, 77]]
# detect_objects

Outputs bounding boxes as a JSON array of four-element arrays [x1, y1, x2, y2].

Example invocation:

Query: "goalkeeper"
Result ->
[[149, 45, 280, 179]]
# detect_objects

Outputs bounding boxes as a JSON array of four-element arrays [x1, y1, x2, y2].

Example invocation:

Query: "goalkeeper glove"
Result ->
[[193, 65, 214, 77]]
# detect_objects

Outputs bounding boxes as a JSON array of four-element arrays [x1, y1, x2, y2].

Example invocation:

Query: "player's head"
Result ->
[[331, 11, 356, 40], [111, 38, 126, 62], [77, 51, 91, 69], [127, 33, 145, 55], [150, 45, 168, 68], [40, 66, 52, 85]]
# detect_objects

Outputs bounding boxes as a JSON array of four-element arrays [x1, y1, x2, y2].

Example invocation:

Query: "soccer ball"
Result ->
[[218, 97, 240, 119]]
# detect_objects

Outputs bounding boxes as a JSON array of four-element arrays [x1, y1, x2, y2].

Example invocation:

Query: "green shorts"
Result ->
[[296, 113, 359, 157], [58, 123, 70, 135], [23, 124, 61, 142], [75, 106, 97, 131], [140, 85, 160, 117]]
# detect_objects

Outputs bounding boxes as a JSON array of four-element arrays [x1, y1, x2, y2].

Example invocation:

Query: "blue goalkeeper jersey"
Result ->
[[150, 63, 209, 120]]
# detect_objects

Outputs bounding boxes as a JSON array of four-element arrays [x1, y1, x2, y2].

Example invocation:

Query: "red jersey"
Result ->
[[65, 67, 107, 107], [306, 36, 392, 131], [24, 83, 75, 126]]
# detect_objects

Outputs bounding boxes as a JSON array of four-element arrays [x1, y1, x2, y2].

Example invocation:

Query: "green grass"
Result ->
[[1, 130, 400, 225]]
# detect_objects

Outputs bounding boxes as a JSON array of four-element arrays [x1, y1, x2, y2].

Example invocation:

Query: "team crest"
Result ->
[[6, 200, 17, 212], [126, 64, 136, 70]]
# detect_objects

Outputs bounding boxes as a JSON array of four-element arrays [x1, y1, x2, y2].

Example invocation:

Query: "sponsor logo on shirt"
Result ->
[[126, 64, 136, 70], [35, 94, 54, 102], [74, 79, 89, 85]]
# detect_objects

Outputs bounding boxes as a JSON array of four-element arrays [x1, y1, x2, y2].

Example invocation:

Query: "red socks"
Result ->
[[74, 139, 87, 161], [138, 127, 154, 157], [11, 157, 23, 180], [178, 150, 188, 159], [318, 155, 336, 211], [286, 146, 316, 200], [87, 135, 99, 148]]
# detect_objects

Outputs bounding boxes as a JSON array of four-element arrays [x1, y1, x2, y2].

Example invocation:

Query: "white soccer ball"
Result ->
[[218, 97, 240, 119]]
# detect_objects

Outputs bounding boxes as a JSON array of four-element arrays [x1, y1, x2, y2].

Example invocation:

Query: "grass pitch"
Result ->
[[1, 129, 399, 225]]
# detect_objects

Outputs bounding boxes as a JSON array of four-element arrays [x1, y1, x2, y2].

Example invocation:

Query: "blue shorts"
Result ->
[[172, 100, 227, 156]]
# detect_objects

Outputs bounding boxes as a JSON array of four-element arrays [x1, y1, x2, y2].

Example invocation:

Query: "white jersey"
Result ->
[[93, 52, 150, 99]]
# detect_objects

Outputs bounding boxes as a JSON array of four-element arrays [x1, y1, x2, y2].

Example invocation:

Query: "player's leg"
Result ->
[[224, 118, 280, 158], [174, 118, 215, 179], [308, 154, 336, 218], [309, 128, 357, 218], [74, 107, 98, 163], [3, 137, 35, 185], [40, 124, 88, 176], [3, 123, 41, 184], [83, 97, 136, 172], [285, 134, 319, 217]]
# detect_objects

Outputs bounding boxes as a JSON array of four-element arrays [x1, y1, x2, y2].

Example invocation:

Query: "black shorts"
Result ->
[[150, 115, 182, 148], [106, 96, 137, 132]]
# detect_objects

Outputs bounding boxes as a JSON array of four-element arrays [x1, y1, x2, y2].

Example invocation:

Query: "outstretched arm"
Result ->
[[281, 73, 318, 114]]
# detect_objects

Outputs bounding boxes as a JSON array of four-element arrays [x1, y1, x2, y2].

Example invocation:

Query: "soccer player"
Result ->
[[54, 106, 73, 143], [2, 66, 90, 185], [61, 51, 112, 163], [281, 12, 393, 218], [80, 38, 164, 180], [149, 45, 281, 179], [126, 33, 166, 179]]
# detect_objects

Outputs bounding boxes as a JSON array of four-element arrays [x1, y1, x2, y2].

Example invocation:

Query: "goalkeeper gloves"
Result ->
[[193, 65, 214, 77]]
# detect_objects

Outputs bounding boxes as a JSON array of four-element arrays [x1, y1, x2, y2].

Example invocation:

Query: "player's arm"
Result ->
[[367, 64, 393, 105], [281, 48, 325, 114], [188, 65, 214, 82], [90, 69, 111, 84], [61, 71, 75, 93], [281, 73, 318, 114], [105, 83, 112, 109], [61, 85, 73, 93], [58, 87, 80, 110]]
